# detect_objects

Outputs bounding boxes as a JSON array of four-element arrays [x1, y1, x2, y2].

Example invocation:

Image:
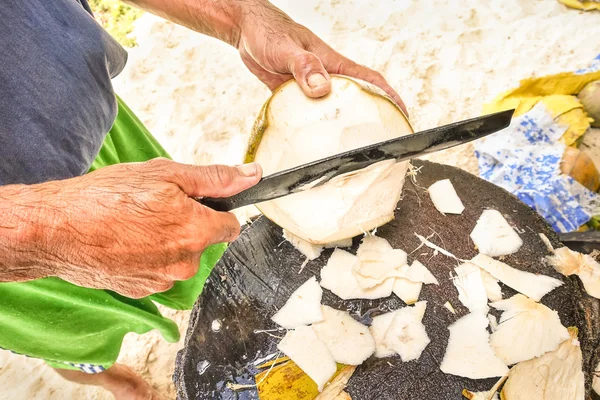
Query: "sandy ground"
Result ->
[[1, 0, 600, 399]]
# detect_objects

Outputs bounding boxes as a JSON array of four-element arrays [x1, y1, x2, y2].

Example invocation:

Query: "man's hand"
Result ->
[[0, 159, 262, 298], [126, 0, 407, 114]]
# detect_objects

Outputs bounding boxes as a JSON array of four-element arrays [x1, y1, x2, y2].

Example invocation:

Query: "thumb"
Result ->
[[287, 49, 331, 98], [168, 162, 263, 198]]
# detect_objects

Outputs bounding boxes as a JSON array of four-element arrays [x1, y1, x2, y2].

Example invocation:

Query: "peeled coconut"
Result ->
[[369, 302, 427, 359], [354, 248, 408, 288], [489, 294, 569, 365], [311, 306, 375, 365], [383, 301, 430, 362], [470, 254, 563, 301], [501, 327, 585, 400], [247, 76, 413, 244], [439, 312, 508, 379], [452, 263, 489, 314], [470, 210, 523, 257], [428, 179, 465, 215], [547, 246, 600, 299], [578, 80, 600, 128], [271, 276, 324, 329], [277, 325, 337, 392]]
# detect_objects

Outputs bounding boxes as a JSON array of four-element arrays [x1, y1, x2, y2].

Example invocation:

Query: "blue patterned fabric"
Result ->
[[475, 53, 600, 233]]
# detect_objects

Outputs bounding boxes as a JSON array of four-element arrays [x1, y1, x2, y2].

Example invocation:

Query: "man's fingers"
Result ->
[[155, 160, 263, 198], [287, 49, 332, 98], [195, 205, 242, 246]]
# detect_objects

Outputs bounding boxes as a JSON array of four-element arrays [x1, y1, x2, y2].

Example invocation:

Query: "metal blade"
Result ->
[[200, 109, 514, 211]]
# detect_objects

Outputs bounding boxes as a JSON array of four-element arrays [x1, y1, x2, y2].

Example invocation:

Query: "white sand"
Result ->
[[2, 1, 600, 398]]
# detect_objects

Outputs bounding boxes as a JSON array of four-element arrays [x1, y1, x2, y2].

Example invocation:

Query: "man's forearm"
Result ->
[[0, 184, 55, 282], [124, 0, 275, 47]]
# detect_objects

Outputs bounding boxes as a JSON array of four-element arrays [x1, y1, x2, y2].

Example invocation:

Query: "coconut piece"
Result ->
[[356, 234, 394, 255], [271, 276, 324, 329], [443, 301, 456, 314], [314, 365, 356, 400], [480, 269, 502, 302], [383, 301, 430, 362], [578, 80, 600, 128], [490, 294, 570, 365], [547, 246, 600, 299], [251, 76, 413, 244], [501, 327, 585, 400], [277, 326, 337, 392], [320, 249, 394, 300], [440, 312, 508, 379], [354, 248, 408, 288], [405, 260, 439, 285], [594, 361, 600, 396], [311, 306, 375, 365], [470, 209, 523, 257], [392, 277, 423, 305], [369, 311, 397, 358], [283, 229, 323, 260], [428, 179, 465, 215], [453, 263, 489, 314], [470, 254, 563, 301], [487, 314, 498, 332]]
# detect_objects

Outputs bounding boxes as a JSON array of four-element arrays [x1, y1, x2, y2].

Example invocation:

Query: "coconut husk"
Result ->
[[174, 160, 600, 400]]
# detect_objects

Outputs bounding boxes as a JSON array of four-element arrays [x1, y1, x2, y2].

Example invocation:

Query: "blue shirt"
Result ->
[[0, 0, 127, 185]]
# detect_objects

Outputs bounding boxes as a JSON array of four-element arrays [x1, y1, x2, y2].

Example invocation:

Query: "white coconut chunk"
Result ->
[[406, 260, 439, 285], [453, 263, 489, 314], [470, 209, 523, 257], [320, 249, 394, 300], [277, 325, 337, 392], [480, 269, 503, 302], [443, 301, 456, 314], [383, 301, 430, 362], [369, 312, 397, 358], [428, 179, 465, 215], [354, 248, 408, 288], [324, 238, 353, 249], [357, 234, 394, 255], [392, 277, 423, 305], [471, 254, 563, 301], [547, 247, 600, 299], [311, 306, 375, 365], [283, 229, 323, 260], [488, 314, 499, 333], [501, 327, 585, 400], [489, 294, 570, 365], [271, 276, 324, 329], [440, 313, 509, 379]]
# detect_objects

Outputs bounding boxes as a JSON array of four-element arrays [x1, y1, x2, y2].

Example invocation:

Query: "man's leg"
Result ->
[[55, 364, 167, 400]]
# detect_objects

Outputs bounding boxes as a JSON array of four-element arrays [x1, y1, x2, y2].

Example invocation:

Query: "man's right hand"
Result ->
[[0, 158, 262, 298]]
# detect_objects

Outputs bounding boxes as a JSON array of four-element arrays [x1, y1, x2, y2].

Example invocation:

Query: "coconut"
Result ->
[[462, 390, 499, 400], [369, 311, 398, 358], [578, 80, 600, 128], [547, 246, 600, 299], [470, 254, 563, 301], [452, 263, 489, 314], [439, 312, 508, 379], [283, 230, 324, 260], [277, 325, 337, 392], [501, 327, 585, 400], [247, 76, 413, 244], [383, 301, 430, 362], [489, 294, 569, 366], [354, 248, 408, 288], [311, 306, 375, 365], [428, 179, 465, 215], [470, 210, 523, 257], [271, 276, 324, 329]]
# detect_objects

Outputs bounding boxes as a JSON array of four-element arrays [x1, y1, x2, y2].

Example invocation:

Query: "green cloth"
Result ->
[[0, 95, 225, 369]]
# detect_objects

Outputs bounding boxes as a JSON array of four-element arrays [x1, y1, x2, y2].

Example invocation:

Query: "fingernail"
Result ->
[[237, 162, 259, 177], [307, 73, 327, 89]]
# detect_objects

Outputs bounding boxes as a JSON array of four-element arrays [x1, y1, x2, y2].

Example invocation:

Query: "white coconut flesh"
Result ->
[[324, 238, 353, 249], [283, 229, 324, 261], [452, 263, 490, 314], [470, 209, 523, 257], [393, 276, 423, 305], [470, 254, 563, 301], [406, 260, 439, 285], [383, 301, 430, 362], [271, 276, 324, 329], [547, 247, 600, 299], [501, 327, 585, 400], [357, 235, 394, 255], [354, 248, 408, 288], [489, 294, 569, 366], [480, 269, 503, 302], [428, 179, 465, 215], [252, 76, 413, 244], [439, 312, 509, 379], [369, 311, 398, 358], [277, 325, 337, 392], [320, 249, 394, 300], [311, 306, 375, 365]]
